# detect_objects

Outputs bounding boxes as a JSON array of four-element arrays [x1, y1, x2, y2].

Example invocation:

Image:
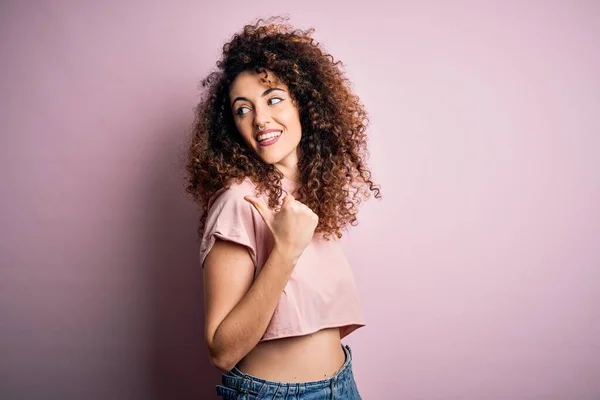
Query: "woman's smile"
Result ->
[[257, 130, 282, 147]]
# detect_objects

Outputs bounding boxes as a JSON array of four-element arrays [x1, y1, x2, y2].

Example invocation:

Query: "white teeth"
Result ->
[[257, 131, 281, 142]]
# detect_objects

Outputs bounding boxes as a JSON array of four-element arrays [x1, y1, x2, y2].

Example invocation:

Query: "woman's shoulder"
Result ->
[[206, 177, 259, 210]]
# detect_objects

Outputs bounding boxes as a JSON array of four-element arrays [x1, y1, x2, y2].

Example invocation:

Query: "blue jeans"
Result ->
[[216, 344, 362, 399]]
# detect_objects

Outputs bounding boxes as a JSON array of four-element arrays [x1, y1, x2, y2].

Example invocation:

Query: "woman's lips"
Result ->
[[255, 129, 281, 140], [258, 131, 282, 147]]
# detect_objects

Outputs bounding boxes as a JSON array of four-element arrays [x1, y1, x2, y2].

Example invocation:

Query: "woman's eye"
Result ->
[[236, 106, 249, 115], [236, 98, 283, 116]]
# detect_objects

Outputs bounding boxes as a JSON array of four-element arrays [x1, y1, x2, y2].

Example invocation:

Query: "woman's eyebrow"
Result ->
[[231, 87, 285, 107]]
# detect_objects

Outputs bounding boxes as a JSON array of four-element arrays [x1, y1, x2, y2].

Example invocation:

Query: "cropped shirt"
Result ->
[[199, 175, 366, 341]]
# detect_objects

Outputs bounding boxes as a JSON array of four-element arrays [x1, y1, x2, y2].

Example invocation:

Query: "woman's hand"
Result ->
[[244, 193, 318, 261]]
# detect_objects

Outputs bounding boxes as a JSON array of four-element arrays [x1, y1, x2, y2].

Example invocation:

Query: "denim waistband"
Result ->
[[218, 344, 353, 396]]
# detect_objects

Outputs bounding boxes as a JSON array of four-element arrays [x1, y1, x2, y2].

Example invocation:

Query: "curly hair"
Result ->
[[184, 15, 381, 241]]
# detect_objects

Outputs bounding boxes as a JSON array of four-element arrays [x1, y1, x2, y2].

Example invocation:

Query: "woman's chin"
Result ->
[[255, 148, 283, 165], [257, 155, 280, 165]]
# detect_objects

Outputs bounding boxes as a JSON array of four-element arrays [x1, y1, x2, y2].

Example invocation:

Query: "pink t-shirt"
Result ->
[[199, 176, 366, 341]]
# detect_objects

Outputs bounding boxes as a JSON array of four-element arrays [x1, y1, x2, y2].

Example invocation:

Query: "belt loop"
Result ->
[[287, 382, 299, 397], [240, 375, 252, 394]]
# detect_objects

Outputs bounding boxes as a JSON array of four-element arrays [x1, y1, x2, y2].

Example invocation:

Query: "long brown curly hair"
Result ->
[[184, 15, 381, 241]]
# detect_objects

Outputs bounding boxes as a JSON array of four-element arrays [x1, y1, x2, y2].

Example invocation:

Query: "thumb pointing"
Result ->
[[244, 195, 272, 226]]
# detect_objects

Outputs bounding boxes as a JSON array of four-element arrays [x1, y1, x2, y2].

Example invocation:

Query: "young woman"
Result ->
[[185, 16, 381, 399]]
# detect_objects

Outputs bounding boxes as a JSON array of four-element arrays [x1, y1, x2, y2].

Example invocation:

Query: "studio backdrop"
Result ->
[[1, 1, 599, 399]]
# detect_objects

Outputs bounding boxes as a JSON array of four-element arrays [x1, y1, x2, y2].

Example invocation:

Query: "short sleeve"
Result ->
[[199, 187, 258, 269]]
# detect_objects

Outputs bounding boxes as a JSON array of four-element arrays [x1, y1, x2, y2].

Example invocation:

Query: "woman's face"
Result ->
[[229, 69, 302, 178]]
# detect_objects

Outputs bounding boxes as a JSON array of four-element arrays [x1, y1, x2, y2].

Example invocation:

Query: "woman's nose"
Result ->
[[253, 104, 271, 128]]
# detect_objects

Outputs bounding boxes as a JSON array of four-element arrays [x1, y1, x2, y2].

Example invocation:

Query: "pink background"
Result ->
[[1, 1, 599, 399]]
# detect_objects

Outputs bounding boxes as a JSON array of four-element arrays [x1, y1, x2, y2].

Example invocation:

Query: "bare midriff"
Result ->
[[235, 327, 345, 382]]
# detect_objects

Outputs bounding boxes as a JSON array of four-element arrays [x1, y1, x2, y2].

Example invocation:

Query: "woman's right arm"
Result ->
[[204, 192, 318, 372], [203, 238, 298, 372]]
